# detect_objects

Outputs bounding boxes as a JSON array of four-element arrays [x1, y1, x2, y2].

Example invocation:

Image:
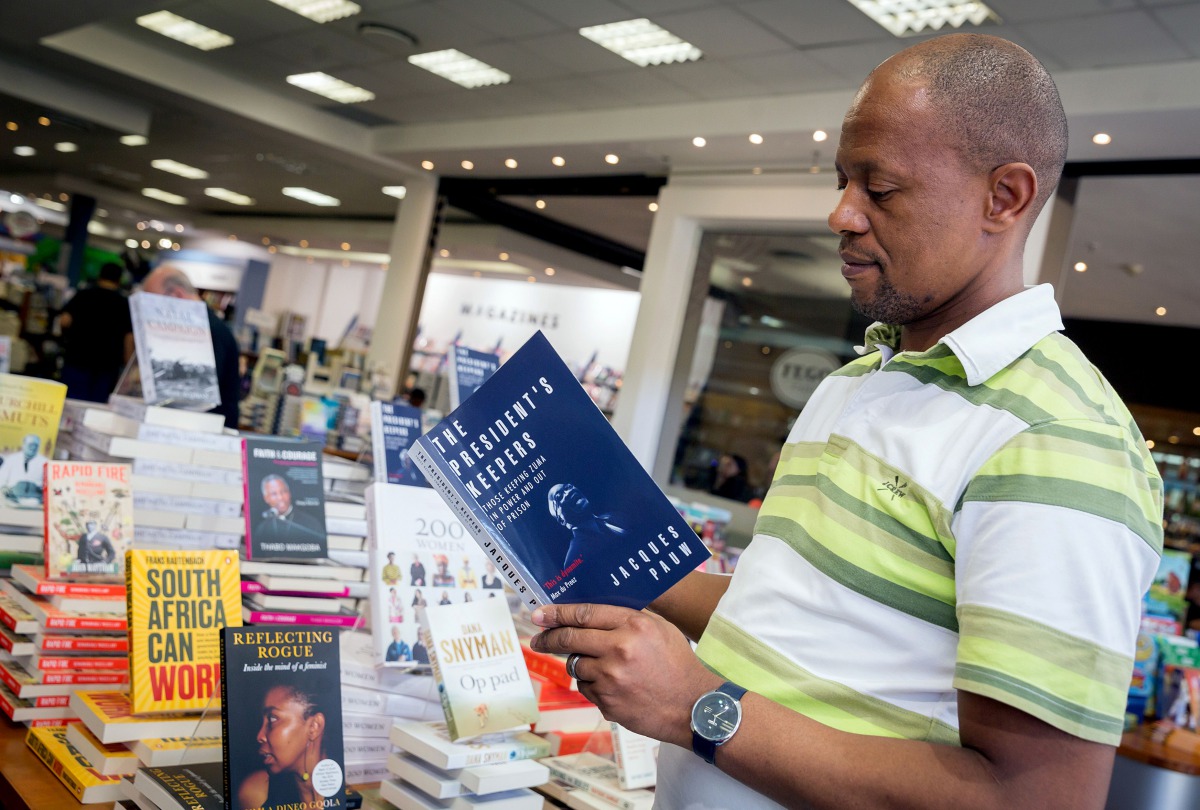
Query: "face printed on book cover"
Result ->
[[257, 686, 322, 775], [262, 478, 293, 517]]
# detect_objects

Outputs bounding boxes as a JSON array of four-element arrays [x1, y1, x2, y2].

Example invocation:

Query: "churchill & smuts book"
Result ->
[[408, 331, 707, 611]]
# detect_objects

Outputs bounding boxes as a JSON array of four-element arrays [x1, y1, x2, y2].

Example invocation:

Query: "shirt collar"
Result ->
[[855, 284, 1064, 386]]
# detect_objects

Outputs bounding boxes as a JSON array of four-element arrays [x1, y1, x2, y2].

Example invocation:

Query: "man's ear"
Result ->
[[983, 162, 1037, 233]]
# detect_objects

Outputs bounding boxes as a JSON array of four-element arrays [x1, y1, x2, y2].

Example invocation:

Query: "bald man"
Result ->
[[142, 266, 241, 427], [529, 34, 1162, 809]]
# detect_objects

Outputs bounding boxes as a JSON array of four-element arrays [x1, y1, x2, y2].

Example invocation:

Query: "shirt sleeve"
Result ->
[[951, 418, 1163, 745]]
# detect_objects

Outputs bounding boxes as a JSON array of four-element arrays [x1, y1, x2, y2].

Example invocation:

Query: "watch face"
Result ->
[[691, 691, 742, 743]]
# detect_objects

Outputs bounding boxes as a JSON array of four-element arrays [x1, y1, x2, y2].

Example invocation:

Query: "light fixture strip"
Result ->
[[151, 159, 209, 180], [205, 188, 256, 206], [267, 0, 361, 23], [843, 0, 1000, 37], [142, 188, 188, 205], [286, 72, 375, 103], [136, 11, 234, 51], [407, 50, 511, 89], [282, 187, 341, 207], [578, 19, 702, 67]]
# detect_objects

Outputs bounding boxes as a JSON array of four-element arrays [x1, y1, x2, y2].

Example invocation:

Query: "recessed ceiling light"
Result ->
[[341, 242, 351, 250], [461, 160, 474, 170], [54, 142, 77, 153], [205, 187, 256, 206], [267, 0, 360, 23], [136, 11, 234, 50], [648, 202, 659, 212], [287, 72, 375, 103], [1156, 306, 1167, 316], [268, 245, 277, 254], [37, 117, 50, 127], [282, 187, 340, 207], [299, 240, 309, 248], [742, 277, 753, 287], [408, 49, 511, 88], [5, 122, 17, 131], [845, 0, 1000, 37], [748, 133, 763, 145], [13, 146, 35, 157], [578, 18, 702, 67], [499, 252, 509, 261], [544, 267, 555, 276], [141, 240, 151, 249], [125, 238, 138, 249], [9, 194, 23, 204], [173, 223, 182, 232], [1193, 427, 1200, 436], [261, 237, 272, 246], [605, 154, 620, 165], [158, 238, 173, 249], [382, 186, 407, 199], [1073, 261, 1087, 272], [1168, 435, 1179, 444], [551, 156, 566, 167], [752, 167, 762, 175], [142, 188, 188, 205], [535, 199, 546, 209], [504, 158, 518, 169], [813, 130, 828, 142], [152, 159, 208, 180], [1146, 439, 1155, 449], [439, 249, 450, 257], [527, 276, 536, 283], [692, 137, 706, 147], [1092, 132, 1112, 145], [120, 135, 148, 146], [421, 160, 434, 171]]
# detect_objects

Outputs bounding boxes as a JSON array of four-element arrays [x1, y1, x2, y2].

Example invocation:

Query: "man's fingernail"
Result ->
[[531, 608, 548, 625]]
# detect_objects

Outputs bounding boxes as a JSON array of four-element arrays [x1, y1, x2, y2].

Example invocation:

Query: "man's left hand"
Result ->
[[530, 603, 723, 747]]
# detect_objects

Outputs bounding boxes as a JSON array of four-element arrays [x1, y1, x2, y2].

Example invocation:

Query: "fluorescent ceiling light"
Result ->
[[844, 1, 1000, 37], [268, 0, 361, 24], [151, 159, 209, 180], [286, 72, 375, 103], [578, 18, 702, 67], [35, 199, 67, 212], [205, 188, 256, 206], [136, 11, 234, 51], [382, 186, 407, 200], [121, 135, 148, 146], [282, 187, 340, 207], [13, 146, 35, 156], [408, 50, 511, 89], [55, 142, 78, 153], [142, 188, 188, 205]]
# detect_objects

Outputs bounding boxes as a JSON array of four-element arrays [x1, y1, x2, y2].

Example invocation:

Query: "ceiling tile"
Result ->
[[654, 60, 773, 99], [432, 0, 562, 39], [654, 6, 796, 58], [1015, 10, 1189, 69], [365, 3, 499, 50], [467, 39, 582, 81], [805, 39, 906, 83], [738, 0, 887, 47], [1150, 4, 1200, 57], [611, 0, 717, 14], [726, 51, 849, 94], [244, 27, 395, 74], [586, 69, 701, 105], [989, 0, 1137, 24], [518, 30, 636, 73], [510, 0, 632, 28]]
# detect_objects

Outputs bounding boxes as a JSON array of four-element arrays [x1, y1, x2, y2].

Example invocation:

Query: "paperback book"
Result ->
[[25, 724, 126, 803], [130, 734, 224, 767], [242, 436, 328, 559], [369, 401, 431, 487], [389, 720, 550, 770], [421, 597, 538, 741], [366, 483, 499, 668], [447, 346, 501, 411], [0, 372, 66, 508], [71, 689, 221, 744], [129, 291, 220, 409], [409, 331, 706, 610], [43, 460, 134, 581], [65, 721, 141, 776], [127, 548, 242, 714], [542, 752, 655, 810], [134, 762, 226, 810], [220, 625, 346, 810]]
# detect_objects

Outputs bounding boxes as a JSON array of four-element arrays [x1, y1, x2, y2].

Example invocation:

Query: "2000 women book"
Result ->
[[409, 331, 707, 610]]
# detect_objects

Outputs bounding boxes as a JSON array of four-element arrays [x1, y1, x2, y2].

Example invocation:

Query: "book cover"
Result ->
[[366, 483, 499, 668], [0, 679, 78, 721], [0, 373, 66, 509], [135, 762, 227, 810], [242, 437, 328, 559], [43, 460, 134, 581], [388, 720, 550, 770], [220, 625, 346, 810], [71, 689, 220, 744], [34, 630, 129, 653], [129, 291, 220, 409], [541, 752, 654, 810], [409, 331, 705, 610], [608, 723, 659, 790], [25, 724, 126, 803], [13, 562, 126, 597], [65, 721, 141, 776], [448, 346, 501, 411], [127, 549, 242, 714], [420, 598, 538, 741], [0, 656, 128, 698], [369, 401, 431, 488]]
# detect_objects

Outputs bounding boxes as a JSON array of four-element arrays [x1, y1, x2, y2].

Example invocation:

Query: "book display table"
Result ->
[[0, 719, 109, 809]]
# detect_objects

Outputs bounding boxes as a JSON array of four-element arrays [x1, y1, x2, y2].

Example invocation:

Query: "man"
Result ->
[[75, 520, 115, 568], [141, 266, 240, 428], [530, 34, 1162, 809], [0, 434, 50, 503], [58, 262, 134, 403], [253, 474, 324, 545], [384, 626, 411, 663], [547, 482, 629, 570]]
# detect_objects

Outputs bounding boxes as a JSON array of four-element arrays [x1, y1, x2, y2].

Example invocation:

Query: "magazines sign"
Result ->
[[769, 347, 840, 409]]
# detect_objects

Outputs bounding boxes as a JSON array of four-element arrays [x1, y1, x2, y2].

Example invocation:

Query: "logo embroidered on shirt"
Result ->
[[878, 475, 908, 501]]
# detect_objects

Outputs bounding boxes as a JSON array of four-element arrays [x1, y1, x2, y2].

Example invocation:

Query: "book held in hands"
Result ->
[[409, 331, 707, 610], [242, 437, 328, 559]]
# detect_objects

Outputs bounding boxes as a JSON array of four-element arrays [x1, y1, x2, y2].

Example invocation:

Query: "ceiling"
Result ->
[[0, 0, 1197, 316]]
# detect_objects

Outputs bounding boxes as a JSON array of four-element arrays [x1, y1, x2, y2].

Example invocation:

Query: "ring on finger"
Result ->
[[566, 652, 583, 681]]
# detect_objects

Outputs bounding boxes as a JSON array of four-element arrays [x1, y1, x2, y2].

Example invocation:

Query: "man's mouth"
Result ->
[[839, 250, 879, 279]]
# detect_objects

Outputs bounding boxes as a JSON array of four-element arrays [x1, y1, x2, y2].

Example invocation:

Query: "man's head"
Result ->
[[261, 474, 292, 515], [407, 388, 427, 408], [97, 263, 124, 287], [85, 520, 97, 533], [20, 434, 39, 460], [141, 266, 200, 301], [386, 552, 395, 562], [830, 34, 1065, 336], [547, 483, 590, 529]]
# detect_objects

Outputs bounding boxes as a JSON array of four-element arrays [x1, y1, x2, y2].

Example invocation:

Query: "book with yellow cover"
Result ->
[[0, 373, 66, 510], [126, 549, 241, 714], [70, 689, 222, 744], [25, 724, 126, 803]]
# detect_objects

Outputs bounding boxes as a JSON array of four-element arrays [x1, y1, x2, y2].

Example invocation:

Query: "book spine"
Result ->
[[27, 729, 84, 799], [370, 401, 386, 482], [241, 609, 362, 628], [408, 440, 550, 608], [44, 615, 126, 631], [220, 628, 233, 807], [38, 636, 128, 653], [423, 625, 458, 739], [42, 671, 130, 684], [130, 296, 155, 404], [240, 438, 253, 559], [33, 656, 128, 671]]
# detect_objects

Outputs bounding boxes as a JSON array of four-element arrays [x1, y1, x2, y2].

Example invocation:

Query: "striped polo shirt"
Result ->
[[657, 285, 1163, 809]]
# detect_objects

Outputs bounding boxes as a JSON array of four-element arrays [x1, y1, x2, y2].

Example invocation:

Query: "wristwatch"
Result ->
[[690, 681, 747, 764]]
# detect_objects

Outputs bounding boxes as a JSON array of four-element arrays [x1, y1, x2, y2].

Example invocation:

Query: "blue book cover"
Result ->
[[448, 345, 501, 411], [409, 331, 707, 611], [370, 401, 431, 488]]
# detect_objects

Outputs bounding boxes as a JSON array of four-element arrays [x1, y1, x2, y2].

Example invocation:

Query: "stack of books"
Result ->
[[382, 720, 550, 810], [239, 558, 366, 627], [540, 752, 656, 810], [529, 671, 603, 737], [0, 501, 42, 575]]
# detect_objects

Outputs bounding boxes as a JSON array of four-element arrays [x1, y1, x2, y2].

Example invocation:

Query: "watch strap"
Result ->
[[692, 681, 747, 764]]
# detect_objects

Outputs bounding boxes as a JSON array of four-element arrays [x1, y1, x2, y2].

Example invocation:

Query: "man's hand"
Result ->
[[530, 603, 722, 747]]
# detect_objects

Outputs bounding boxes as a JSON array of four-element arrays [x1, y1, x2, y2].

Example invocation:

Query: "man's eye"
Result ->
[[868, 189, 893, 201]]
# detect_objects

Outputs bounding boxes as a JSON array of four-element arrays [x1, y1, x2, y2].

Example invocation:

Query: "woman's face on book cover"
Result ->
[[256, 685, 318, 775]]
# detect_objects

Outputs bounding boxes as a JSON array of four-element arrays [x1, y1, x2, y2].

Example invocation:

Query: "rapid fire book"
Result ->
[[220, 626, 346, 810], [369, 401, 431, 488], [242, 436, 328, 560], [127, 549, 242, 714], [409, 331, 707, 610], [129, 291, 220, 409], [44, 461, 133, 581]]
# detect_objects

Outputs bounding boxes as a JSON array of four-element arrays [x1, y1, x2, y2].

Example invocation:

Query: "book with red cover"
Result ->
[[241, 605, 363, 628], [12, 564, 126, 597], [521, 640, 577, 691]]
